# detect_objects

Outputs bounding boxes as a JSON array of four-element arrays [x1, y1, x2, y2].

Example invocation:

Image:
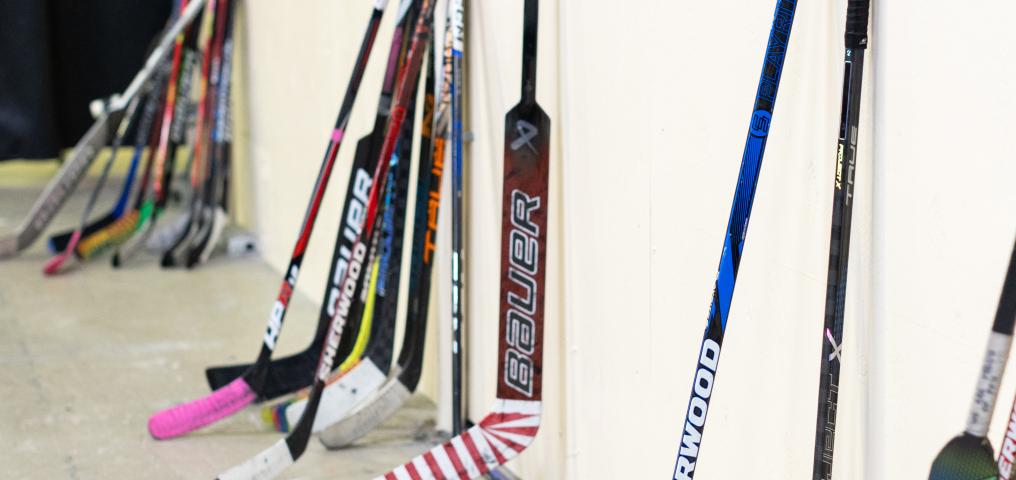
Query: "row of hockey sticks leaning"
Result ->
[[0, 0, 240, 273], [105, 0, 546, 478], [2, 0, 1014, 479]]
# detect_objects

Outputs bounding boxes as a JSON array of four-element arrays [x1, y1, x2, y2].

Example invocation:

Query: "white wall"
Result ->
[[237, 0, 1016, 478], [870, 0, 1016, 477]]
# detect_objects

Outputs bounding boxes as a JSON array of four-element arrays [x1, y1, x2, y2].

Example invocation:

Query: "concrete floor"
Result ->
[[0, 172, 439, 479]]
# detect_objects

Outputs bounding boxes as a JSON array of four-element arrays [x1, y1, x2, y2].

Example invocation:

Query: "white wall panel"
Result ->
[[870, 0, 1016, 477]]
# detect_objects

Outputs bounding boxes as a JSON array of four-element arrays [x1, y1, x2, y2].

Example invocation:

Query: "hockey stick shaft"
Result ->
[[672, 2, 798, 478], [968, 244, 1016, 437], [449, 0, 466, 436], [812, 1, 869, 477]]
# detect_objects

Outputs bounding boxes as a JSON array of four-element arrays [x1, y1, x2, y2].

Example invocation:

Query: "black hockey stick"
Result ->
[[812, 0, 870, 478], [449, 0, 466, 436]]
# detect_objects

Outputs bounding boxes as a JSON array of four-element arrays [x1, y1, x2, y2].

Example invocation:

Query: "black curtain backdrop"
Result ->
[[0, 0, 172, 161]]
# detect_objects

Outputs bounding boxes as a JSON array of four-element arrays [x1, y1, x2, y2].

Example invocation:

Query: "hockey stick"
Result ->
[[812, 1, 870, 478], [214, 4, 436, 478], [449, 0, 466, 436], [317, 25, 447, 447], [43, 94, 146, 274], [671, 2, 798, 478], [202, 0, 417, 400], [929, 240, 1016, 479], [365, 2, 549, 477], [146, 0, 391, 440], [264, 26, 426, 432], [0, 0, 206, 260]]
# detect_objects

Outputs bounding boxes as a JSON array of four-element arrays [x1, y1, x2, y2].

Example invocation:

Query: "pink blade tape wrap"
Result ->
[[148, 377, 256, 439]]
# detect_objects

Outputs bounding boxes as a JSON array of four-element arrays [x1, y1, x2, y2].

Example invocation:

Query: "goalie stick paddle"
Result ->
[[146, 0, 391, 440], [0, 0, 206, 260], [202, 0, 416, 400], [213, 3, 437, 479], [929, 239, 1016, 479], [43, 94, 146, 275], [671, 2, 798, 479], [368, 1, 549, 478], [812, 0, 869, 478], [318, 15, 447, 449]]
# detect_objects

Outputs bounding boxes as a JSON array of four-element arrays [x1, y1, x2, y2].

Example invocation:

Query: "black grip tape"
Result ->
[[845, 0, 871, 49]]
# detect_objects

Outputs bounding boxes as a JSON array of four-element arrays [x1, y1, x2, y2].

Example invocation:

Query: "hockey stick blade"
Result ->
[[0, 109, 122, 259]]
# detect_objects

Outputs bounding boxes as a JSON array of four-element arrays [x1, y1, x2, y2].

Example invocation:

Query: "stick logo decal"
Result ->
[[675, 339, 720, 480], [503, 189, 541, 397], [510, 120, 539, 154], [825, 328, 842, 362], [328, 169, 372, 317], [265, 265, 299, 350]]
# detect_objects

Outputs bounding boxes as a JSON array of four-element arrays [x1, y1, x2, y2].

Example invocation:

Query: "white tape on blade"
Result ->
[[319, 380, 411, 448], [216, 438, 293, 480], [284, 360, 387, 433]]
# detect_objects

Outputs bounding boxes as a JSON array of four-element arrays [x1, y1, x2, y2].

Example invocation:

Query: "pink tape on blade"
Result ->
[[43, 231, 81, 275], [148, 377, 256, 439]]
